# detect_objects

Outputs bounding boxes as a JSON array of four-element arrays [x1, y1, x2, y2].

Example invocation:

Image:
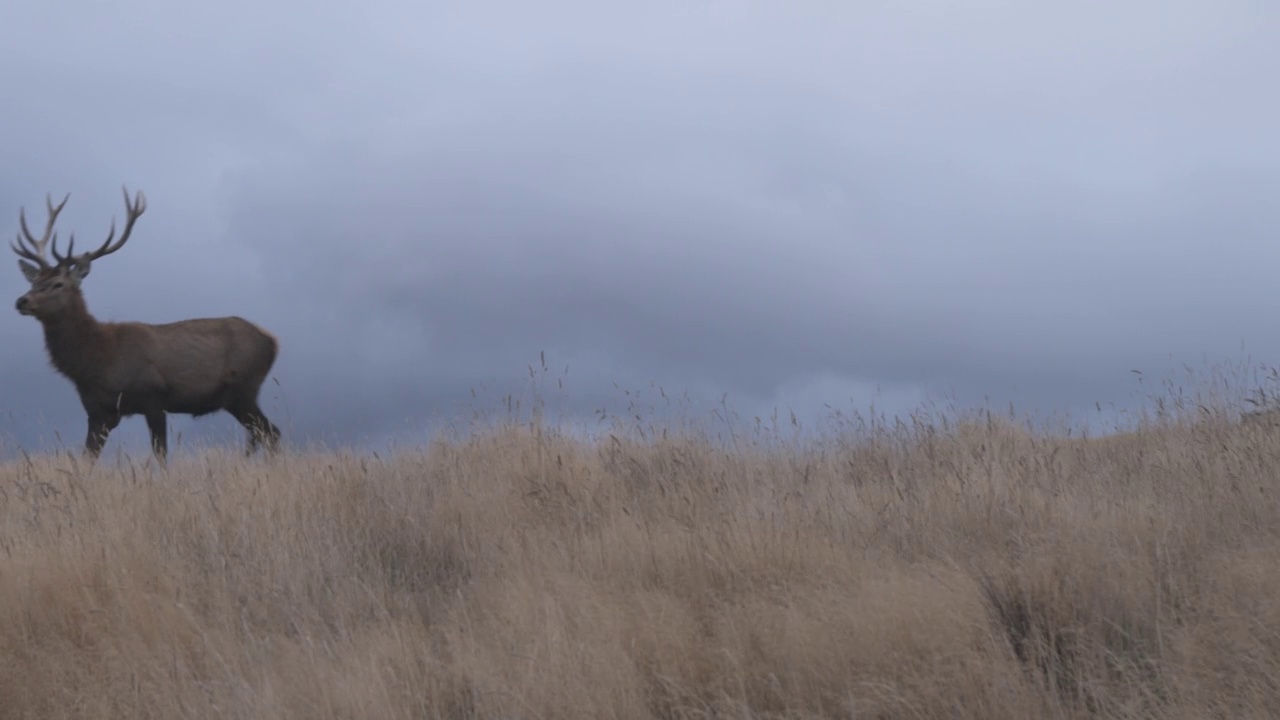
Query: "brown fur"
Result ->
[[12, 188, 281, 462]]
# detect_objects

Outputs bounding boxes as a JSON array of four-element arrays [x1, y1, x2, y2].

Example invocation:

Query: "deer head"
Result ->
[[13, 186, 147, 320]]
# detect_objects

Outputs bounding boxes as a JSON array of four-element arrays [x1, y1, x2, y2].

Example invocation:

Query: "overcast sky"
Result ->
[[2, 2, 1279, 457]]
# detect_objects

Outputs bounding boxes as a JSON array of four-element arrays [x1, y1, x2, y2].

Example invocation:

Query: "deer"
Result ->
[[11, 186, 282, 463]]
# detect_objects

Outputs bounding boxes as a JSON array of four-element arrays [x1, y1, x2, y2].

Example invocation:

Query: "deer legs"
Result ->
[[83, 411, 167, 464], [79, 402, 277, 462], [84, 412, 120, 458], [230, 403, 281, 456], [145, 411, 168, 462]]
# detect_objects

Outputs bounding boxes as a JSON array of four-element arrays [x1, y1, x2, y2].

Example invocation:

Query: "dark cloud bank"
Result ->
[[1, 3, 1278, 457]]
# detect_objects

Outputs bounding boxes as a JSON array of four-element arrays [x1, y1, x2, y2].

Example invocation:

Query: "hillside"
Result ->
[[0, 400, 1277, 719]]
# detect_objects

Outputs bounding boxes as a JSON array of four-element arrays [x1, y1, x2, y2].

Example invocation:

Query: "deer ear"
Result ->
[[18, 260, 41, 283]]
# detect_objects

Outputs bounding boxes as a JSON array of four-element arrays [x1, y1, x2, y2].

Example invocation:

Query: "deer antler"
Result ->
[[52, 185, 147, 266], [10, 192, 70, 269]]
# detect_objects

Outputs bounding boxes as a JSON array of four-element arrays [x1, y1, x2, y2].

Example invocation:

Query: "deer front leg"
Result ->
[[145, 411, 168, 464], [85, 413, 118, 457]]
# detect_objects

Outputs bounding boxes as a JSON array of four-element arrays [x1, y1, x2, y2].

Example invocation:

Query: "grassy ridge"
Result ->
[[1, 382, 1279, 718]]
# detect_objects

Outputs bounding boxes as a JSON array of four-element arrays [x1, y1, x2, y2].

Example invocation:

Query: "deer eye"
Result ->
[[51, 282, 64, 290]]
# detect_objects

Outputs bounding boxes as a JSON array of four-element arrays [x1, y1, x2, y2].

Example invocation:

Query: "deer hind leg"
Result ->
[[229, 403, 281, 456]]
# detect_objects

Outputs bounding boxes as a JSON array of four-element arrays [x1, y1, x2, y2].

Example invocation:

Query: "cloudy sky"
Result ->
[[1, 1, 1278, 456]]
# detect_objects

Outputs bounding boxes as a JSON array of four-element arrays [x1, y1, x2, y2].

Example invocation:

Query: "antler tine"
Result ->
[[12, 192, 70, 268], [10, 233, 48, 267], [76, 185, 147, 264], [51, 231, 75, 264]]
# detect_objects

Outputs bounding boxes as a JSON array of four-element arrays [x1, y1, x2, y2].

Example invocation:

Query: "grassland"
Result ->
[[1, 373, 1279, 719]]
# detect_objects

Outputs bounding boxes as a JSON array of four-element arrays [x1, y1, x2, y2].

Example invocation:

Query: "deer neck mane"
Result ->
[[39, 292, 111, 385]]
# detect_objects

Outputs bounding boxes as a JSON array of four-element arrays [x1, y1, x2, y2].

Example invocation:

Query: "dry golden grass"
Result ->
[[2, 388, 1280, 718]]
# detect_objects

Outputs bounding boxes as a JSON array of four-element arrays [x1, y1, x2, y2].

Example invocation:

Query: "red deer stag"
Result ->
[[11, 186, 282, 462]]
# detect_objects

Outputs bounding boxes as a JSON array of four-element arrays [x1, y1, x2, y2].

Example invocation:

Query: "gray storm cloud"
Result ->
[[1, 1, 1278, 456]]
